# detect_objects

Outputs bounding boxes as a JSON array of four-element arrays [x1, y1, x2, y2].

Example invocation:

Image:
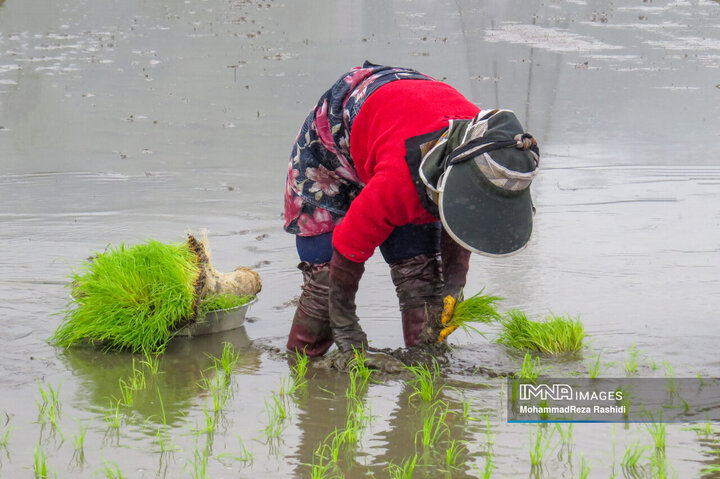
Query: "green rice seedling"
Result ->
[[349, 348, 374, 385], [198, 369, 231, 413], [686, 418, 714, 438], [663, 361, 678, 395], [290, 349, 310, 392], [588, 353, 602, 378], [554, 423, 574, 460], [262, 395, 289, 440], [343, 396, 372, 445], [529, 424, 555, 466], [621, 440, 649, 467], [72, 422, 88, 464], [388, 454, 418, 479], [461, 397, 481, 421], [139, 350, 161, 374], [578, 454, 590, 479], [219, 434, 253, 463], [198, 293, 255, 315], [624, 343, 639, 375], [309, 443, 334, 479], [50, 234, 261, 353], [515, 353, 545, 382], [101, 461, 125, 479], [497, 310, 585, 354], [50, 240, 200, 353], [649, 450, 674, 479], [292, 349, 309, 380], [33, 446, 49, 478], [36, 381, 61, 428], [415, 405, 449, 447], [116, 363, 146, 407], [701, 464, 720, 475], [476, 454, 494, 479], [444, 290, 502, 335], [484, 415, 496, 447], [0, 420, 12, 449], [206, 342, 241, 382], [445, 440, 467, 470], [405, 361, 443, 402], [645, 421, 666, 454], [104, 400, 122, 429], [187, 447, 209, 479]]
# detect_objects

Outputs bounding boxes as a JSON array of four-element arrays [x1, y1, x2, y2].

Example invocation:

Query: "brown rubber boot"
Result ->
[[389, 253, 444, 347], [286, 262, 334, 357]]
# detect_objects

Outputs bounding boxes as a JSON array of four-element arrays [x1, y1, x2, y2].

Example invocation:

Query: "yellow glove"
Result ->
[[437, 295, 458, 343]]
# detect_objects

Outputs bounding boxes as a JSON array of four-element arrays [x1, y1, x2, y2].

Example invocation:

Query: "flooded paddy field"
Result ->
[[2, 0, 720, 477]]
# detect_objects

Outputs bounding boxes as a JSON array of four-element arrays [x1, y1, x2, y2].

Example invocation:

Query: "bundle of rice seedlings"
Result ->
[[197, 293, 256, 316], [50, 234, 261, 353], [444, 291, 503, 335], [496, 310, 585, 354]]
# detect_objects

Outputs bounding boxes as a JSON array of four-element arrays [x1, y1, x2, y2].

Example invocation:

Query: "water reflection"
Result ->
[[58, 326, 260, 428]]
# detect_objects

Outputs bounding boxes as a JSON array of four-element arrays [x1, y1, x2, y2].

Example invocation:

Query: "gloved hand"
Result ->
[[328, 249, 369, 353], [434, 229, 472, 343], [437, 295, 458, 343]]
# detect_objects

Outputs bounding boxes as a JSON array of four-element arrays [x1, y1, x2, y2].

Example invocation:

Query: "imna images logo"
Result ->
[[519, 383, 573, 401]]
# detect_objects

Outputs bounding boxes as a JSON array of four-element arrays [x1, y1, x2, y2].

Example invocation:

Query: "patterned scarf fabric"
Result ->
[[284, 62, 433, 236]]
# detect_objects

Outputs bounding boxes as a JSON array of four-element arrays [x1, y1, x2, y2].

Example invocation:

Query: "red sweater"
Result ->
[[333, 80, 480, 262]]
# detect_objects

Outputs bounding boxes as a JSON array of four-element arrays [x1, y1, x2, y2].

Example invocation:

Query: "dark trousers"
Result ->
[[296, 222, 441, 264]]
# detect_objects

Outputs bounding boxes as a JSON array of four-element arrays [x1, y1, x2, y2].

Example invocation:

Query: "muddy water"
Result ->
[[2, 0, 720, 477]]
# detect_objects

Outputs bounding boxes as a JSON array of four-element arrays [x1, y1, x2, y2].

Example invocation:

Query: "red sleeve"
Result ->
[[332, 172, 426, 262]]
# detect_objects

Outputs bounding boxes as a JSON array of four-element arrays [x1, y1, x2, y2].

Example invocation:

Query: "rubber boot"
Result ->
[[286, 262, 334, 357], [328, 249, 368, 353], [389, 253, 444, 347]]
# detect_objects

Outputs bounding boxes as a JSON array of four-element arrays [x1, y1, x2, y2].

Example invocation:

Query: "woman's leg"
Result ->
[[380, 223, 444, 347], [286, 232, 335, 357]]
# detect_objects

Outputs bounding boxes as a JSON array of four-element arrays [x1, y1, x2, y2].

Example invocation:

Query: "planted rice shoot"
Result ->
[[529, 424, 555, 466], [621, 440, 649, 468], [445, 440, 467, 470], [215, 342, 241, 379], [646, 421, 666, 454], [516, 353, 545, 382], [589, 353, 602, 378], [446, 290, 502, 334], [140, 351, 161, 374], [101, 461, 125, 479], [405, 360, 444, 403], [291, 349, 310, 390], [36, 382, 63, 438], [309, 443, 335, 479], [388, 455, 418, 479], [33, 446, 49, 478], [415, 405, 449, 447], [262, 393, 290, 440], [477, 455, 495, 479], [218, 434, 254, 463], [625, 343, 640, 376], [578, 454, 590, 479], [497, 310, 585, 354], [104, 400, 122, 430], [72, 422, 88, 464], [0, 421, 11, 448], [188, 447, 209, 479]]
